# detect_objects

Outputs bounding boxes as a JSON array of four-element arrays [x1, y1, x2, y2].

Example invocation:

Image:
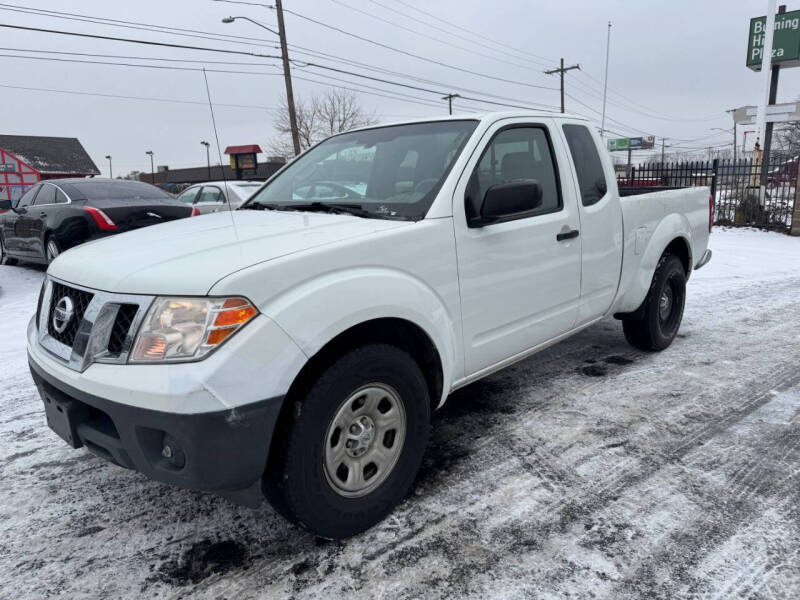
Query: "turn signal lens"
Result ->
[[213, 305, 257, 327], [130, 296, 258, 363]]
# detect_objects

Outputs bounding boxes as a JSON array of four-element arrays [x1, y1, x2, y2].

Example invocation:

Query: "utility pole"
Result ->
[[442, 93, 460, 115], [145, 150, 154, 184], [275, 0, 301, 157], [545, 58, 581, 113], [105, 155, 112, 179], [201, 141, 211, 180], [601, 21, 612, 138], [661, 139, 668, 164]]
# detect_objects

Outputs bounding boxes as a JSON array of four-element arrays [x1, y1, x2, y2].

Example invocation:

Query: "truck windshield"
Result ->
[[244, 120, 478, 220]]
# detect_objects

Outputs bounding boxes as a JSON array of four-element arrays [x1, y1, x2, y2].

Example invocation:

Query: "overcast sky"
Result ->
[[1, 0, 795, 177]]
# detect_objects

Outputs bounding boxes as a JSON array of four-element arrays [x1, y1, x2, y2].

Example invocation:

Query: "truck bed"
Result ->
[[613, 186, 712, 315]]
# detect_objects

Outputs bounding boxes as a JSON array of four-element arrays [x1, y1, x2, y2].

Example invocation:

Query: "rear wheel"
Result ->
[[264, 344, 430, 539], [45, 235, 60, 264], [0, 233, 17, 265], [622, 254, 686, 351]]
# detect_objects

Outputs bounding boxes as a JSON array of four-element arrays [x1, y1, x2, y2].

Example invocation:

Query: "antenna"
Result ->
[[201, 67, 238, 238]]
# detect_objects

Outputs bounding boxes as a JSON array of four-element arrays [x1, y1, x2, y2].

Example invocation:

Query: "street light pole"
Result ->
[[145, 150, 154, 184], [222, 11, 300, 157], [104, 155, 112, 179], [201, 141, 211, 180]]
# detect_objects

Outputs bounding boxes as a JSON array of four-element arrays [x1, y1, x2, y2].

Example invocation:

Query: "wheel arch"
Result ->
[[615, 229, 693, 320], [266, 317, 445, 470], [283, 317, 443, 417]]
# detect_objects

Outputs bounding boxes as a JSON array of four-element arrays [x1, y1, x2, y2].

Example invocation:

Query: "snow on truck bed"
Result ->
[[1, 228, 800, 599]]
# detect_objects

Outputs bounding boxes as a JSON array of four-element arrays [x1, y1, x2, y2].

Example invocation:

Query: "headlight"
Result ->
[[130, 296, 257, 363]]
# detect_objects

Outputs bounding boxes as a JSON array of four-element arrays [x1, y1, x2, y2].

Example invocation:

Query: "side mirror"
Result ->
[[478, 180, 542, 225], [0, 199, 12, 211]]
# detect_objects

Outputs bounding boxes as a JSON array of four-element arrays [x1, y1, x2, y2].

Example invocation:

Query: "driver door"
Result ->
[[5, 184, 40, 254], [453, 120, 582, 377]]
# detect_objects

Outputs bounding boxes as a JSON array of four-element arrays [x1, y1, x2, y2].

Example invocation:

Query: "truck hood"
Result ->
[[48, 210, 410, 295]]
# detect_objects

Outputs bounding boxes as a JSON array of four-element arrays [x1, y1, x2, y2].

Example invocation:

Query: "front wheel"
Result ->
[[623, 254, 686, 351], [263, 344, 430, 539]]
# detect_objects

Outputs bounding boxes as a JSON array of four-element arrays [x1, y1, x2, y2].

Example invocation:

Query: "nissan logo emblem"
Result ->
[[52, 296, 75, 334]]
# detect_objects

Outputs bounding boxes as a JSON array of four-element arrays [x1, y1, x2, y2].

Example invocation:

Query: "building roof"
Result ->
[[224, 144, 262, 155], [0, 134, 100, 175]]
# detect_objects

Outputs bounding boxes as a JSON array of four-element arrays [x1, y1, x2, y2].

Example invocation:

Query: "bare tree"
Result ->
[[268, 88, 378, 158], [774, 121, 800, 158]]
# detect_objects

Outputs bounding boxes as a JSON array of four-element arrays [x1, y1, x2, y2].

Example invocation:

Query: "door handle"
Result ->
[[39, 211, 47, 217], [556, 229, 579, 241]]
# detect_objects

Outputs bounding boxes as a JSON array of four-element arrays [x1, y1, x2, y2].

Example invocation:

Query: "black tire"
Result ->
[[264, 344, 430, 539], [622, 254, 686, 351], [0, 233, 17, 265]]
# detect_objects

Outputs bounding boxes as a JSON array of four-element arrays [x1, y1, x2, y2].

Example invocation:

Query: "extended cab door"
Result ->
[[453, 120, 582, 376], [560, 123, 623, 324]]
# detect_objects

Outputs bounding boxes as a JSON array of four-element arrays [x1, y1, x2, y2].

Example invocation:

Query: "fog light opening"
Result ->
[[161, 435, 186, 469]]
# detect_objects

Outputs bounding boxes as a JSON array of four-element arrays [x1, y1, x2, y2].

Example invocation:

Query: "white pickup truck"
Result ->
[[28, 112, 712, 538]]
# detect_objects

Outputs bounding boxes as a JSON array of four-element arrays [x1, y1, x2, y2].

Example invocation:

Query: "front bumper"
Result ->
[[30, 357, 283, 493]]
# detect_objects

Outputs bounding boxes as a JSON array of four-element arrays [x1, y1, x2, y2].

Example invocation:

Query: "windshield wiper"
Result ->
[[239, 201, 282, 211], [281, 202, 375, 218]]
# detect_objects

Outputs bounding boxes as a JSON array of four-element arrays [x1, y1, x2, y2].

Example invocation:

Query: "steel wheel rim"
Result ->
[[659, 286, 673, 321], [658, 274, 682, 333], [47, 240, 59, 261], [323, 383, 407, 498]]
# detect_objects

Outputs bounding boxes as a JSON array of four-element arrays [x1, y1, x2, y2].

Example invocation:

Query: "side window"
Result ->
[[54, 188, 69, 204], [563, 124, 608, 206], [16, 185, 40, 208], [176, 187, 199, 204], [466, 126, 561, 222], [199, 186, 225, 203], [33, 184, 56, 205]]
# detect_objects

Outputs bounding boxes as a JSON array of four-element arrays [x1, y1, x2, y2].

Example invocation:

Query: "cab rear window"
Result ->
[[562, 124, 608, 206]]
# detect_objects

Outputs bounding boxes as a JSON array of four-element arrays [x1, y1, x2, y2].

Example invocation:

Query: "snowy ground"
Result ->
[[2, 228, 800, 599]]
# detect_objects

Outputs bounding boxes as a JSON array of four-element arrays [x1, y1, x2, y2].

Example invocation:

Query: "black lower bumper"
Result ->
[[29, 358, 283, 494]]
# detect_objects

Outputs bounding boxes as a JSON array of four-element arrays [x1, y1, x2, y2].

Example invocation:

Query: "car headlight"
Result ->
[[130, 296, 257, 363]]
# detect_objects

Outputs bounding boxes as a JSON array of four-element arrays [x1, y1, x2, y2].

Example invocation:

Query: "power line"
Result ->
[[276, 6, 559, 92], [366, 0, 555, 69], [0, 82, 278, 109], [0, 25, 566, 114], [0, 3, 279, 47], [0, 3, 558, 109], [328, 0, 555, 76], [389, 0, 558, 65], [3, 0, 726, 130]]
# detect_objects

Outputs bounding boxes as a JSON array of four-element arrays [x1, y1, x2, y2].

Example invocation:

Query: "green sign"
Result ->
[[607, 136, 655, 152], [608, 138, 629, 151], [746, 10, 800, 70]]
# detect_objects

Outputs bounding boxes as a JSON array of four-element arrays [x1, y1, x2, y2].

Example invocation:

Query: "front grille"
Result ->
[[107, 304, 138, 355], [47, 282, 94, 347]]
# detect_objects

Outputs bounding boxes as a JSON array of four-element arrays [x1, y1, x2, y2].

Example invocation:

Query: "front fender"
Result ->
[[615, 212, 692, 314], [261, 266, 459, 406]]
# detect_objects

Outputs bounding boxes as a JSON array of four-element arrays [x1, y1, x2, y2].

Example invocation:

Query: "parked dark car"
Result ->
[[0, 178, 195, 266]]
